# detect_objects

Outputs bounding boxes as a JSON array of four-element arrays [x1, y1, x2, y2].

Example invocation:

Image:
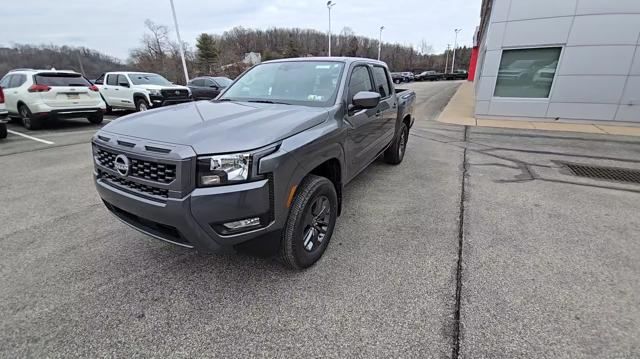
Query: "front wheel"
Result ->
[[280, 175, 338, 270], [135, 98, 149, 112], [87, 113, 104, 125], [384, 123, 408, 165]]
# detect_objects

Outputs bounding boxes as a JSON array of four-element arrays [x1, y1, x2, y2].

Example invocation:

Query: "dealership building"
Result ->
[[472, 0, 640, 123]]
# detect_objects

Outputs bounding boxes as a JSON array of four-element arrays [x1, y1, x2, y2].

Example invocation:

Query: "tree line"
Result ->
[[1, 21, 472, 84]]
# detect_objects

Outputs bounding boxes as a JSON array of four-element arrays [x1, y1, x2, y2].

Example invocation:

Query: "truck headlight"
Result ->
[[197, 153, 251, 187], [147, 89, 161, 96]]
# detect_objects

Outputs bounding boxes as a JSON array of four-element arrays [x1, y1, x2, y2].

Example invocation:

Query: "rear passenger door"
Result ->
[[371, 65, 397, 147], [344, 64, 382, 177]]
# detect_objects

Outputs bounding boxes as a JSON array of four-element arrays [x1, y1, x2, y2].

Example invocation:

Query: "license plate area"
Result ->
[[66, 93, 80, 99]]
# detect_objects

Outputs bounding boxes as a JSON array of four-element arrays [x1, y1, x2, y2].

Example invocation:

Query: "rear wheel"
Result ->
[[0, 123, 7, 139], [87, 112, 104, 125], [135, 98, 149, 112], [384, 123, 408, 165], [19, 104, 42, 130], [280, 175, 338, 270]]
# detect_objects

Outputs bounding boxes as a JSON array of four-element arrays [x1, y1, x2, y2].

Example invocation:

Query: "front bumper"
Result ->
[[95, 171, 277, 253], [149, 95, 193, 108]]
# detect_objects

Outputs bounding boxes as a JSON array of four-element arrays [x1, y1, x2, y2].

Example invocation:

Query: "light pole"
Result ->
[[444, 44, 451, 74], [169, 0, 189, 84], [378, 26, 384, 60], [451, 29, 461, 73], [327, 1, 336, 56]]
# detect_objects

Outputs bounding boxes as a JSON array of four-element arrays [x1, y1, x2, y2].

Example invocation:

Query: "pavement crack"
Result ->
[[452, 126, 468, 359]]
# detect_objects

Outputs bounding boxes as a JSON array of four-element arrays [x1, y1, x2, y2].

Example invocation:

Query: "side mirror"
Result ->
[[351, 91, 380, 110], [119, 82, 130, 88]]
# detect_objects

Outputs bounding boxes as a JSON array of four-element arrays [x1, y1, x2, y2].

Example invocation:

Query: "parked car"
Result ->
[[0, 69, 106, 130], [532, 61, 558, 87], [0, 86, 7, 139], [95, 72, 192, 112], [443, 70, 469, 81], [188, 76, 233, 100], [92, 57, 416, 269], [401, 72, 415, 82], [416, 71, 442, 81], [391, 72, 404, 84]]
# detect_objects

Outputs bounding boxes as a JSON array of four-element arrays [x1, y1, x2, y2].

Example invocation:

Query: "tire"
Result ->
[[394, 79, 401, 84], [384, 123, 408, 165], [0, 123, 6, 139], [280, 174, 338, 270], [87, 112, 104, 125], [19, 104, 42, 130], [135, 98, 149, 112]]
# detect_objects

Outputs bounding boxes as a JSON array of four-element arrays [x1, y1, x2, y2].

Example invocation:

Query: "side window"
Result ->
[[94, 74, 105, 85], [0, 75, 13, 88], [192, 79, 205, 87], [117, 74, 129, 86], [106, 74, 118, 86], [372, 66, 391, 98], [205, 79, 216, 87], [10, 74, 26, 88], [348, 66, 374, 103]]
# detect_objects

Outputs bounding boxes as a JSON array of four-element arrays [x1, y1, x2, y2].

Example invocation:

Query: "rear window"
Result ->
[[35, 73, 91, 87]]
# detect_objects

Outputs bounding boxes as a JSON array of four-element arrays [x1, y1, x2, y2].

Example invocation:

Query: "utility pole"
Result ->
[[327, 1, 336, 56], [378, 26, 384, 60], [451, 29, 461, 73], [169, 0, 189, 84], [445, 44, 451, 74]]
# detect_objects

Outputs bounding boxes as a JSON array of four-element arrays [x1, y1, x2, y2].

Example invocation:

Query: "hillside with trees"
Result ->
[[1, 21, 471, 84], [0, 44, 128, 79]]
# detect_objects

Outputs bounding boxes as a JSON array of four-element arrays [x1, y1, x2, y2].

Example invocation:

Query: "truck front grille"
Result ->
[[161, 89, 190, 99], [99, 171, 169, 199], [96, 148, 176, 184]]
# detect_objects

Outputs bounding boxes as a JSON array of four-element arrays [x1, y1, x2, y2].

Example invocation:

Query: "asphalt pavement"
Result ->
[[1, 81, 639, 358]]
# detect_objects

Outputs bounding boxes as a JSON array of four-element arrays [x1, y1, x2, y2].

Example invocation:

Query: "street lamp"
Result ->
[[378, 26, 384, 60], [451, 29, 461, 73], [445, 44, 451, 74], [327, 1, 336, 56], [169, 0, 189, 83]]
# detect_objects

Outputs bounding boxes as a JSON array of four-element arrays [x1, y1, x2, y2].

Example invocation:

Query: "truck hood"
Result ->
[[101, 100, 329, 154], [140, 84, 189, 90]]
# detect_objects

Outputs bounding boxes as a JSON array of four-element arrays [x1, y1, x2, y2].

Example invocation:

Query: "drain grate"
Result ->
[[565, 163, 640, 184]]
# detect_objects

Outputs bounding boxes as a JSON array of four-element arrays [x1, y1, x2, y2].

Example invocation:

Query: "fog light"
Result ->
[[201, 175, 221, 186], [223, 217, 261, 230]]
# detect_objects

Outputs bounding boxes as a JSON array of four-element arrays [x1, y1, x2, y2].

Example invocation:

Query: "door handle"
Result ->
[[392, 103, 397, 109], [375, 111, 381, 117], [114, 88, 119, 91]]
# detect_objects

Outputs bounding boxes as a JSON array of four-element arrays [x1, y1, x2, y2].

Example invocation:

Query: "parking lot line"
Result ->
[[7, 130, 55, 145]]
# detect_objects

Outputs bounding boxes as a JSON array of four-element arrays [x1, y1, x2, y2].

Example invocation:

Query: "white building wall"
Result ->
[[475, 0, 640, 123]]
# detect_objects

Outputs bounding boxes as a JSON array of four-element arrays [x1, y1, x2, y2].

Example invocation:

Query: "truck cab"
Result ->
[[95, 72, 192, 112]]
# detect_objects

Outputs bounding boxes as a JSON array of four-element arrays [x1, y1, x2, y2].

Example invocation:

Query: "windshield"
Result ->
[[128, 73, 172, 86], [214, 77, 232, 87], [220, 61, 345, 107]]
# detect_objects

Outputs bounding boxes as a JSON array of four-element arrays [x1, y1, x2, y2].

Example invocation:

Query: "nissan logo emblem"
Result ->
[[175, 90, 180, 95], [114, 154, 130, 176]]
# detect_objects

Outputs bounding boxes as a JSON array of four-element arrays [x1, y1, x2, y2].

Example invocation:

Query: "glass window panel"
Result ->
[[494, 47, 561, 98]]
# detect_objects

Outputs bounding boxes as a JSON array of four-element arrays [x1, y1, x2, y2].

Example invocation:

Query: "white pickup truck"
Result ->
[[94, 72, 192, 112]]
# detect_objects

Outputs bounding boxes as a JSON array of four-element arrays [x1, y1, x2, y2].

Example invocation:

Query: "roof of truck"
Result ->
[[263, 56, 388, 67]]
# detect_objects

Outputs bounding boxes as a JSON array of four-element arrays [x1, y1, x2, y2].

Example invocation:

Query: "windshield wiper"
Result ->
[[246, 100, 290, 105]]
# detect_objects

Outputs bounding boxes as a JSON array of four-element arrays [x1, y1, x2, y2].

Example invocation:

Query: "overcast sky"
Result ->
[[3, 0, 481, 60]]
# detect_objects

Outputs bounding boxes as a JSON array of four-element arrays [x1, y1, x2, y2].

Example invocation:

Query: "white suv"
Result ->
[[95, 72, 192, 112], [0, 69, 106, 130], [0, 86, 8, 139]]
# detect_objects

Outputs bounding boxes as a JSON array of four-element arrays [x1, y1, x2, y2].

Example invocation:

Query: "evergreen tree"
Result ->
[[195, 33, 218, 74]]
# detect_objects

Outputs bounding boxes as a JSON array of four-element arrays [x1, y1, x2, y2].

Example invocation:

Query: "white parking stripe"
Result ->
[[7, 130, 55, 145]]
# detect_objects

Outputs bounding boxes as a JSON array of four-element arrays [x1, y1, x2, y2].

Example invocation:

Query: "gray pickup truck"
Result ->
[[92, 57, 416, 269]]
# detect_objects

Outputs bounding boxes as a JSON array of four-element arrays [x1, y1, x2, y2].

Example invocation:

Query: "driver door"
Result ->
[[116, 74, 134, 108], [344, 65, 381, 178]]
